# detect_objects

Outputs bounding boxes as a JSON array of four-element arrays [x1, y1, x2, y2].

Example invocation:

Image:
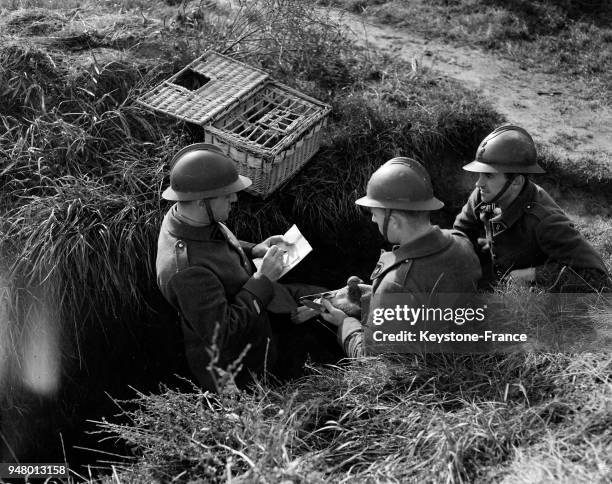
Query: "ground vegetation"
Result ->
[[0, 0, 609, 480], [318, 0, 612, 106]]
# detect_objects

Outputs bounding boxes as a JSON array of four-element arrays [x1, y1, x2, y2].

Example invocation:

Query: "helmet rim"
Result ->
[[355, 157, 444, 211], [162, 174, 252, 201], [466, 125, 545, 174], [162, 143, 253, 201], [355, 195, 444, 211], [462, 160, 545, 174]]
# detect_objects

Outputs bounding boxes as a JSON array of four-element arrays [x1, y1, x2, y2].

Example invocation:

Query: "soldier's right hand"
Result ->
[[256, 245, 285, 281]]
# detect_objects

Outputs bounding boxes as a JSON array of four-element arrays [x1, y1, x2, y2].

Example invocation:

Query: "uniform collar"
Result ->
[[165, 204, 221, 241], [370, 226, 452, 281], [392, 226, 453, 259], [490, 180, 536, 231]]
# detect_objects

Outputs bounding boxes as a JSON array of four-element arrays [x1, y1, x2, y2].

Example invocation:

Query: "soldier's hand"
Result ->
[[256, 245, 285, 281], [253, 235, 294, 258], [320, 299, 348, 327], [477, 237, 490, 253], [291, 305, 319, 324], [508, 267, 536, 286]]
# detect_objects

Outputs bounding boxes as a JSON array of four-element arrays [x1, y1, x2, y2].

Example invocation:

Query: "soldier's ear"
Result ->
[[511, 174, 525, 189], [389, 211, 404, 229]]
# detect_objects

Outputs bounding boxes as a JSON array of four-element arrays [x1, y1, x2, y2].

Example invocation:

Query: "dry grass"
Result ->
[[0, 0, 610, 478], [96, 349, 612, 483]]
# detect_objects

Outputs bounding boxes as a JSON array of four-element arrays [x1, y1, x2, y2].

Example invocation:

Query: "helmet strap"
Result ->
[[475, 173, 517, 212], [202, 199, 216, 224], [382, 208, 393, 242]]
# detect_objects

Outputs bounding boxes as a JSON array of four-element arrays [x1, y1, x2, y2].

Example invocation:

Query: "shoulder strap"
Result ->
[[217, 222, 252, 273], [524, 202, 552, 221], [371, 258, 413, 293], [174, 239, 189, 272]]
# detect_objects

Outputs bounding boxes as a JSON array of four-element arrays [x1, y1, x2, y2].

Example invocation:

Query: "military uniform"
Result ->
[[454, 180, 610, 291], [156, 205, 279, 390], [156, 143, 341, 390], [338, 227, 482, 357], [157, 205, 336, 390]]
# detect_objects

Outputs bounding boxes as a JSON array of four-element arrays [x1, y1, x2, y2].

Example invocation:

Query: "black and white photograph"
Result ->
[[0, 0, 610, 482]]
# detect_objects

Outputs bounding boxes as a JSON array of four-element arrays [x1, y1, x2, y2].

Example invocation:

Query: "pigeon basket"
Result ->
[[138, 52, 331, 198]]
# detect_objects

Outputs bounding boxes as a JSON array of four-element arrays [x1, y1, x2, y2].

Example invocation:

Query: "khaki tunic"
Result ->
[[156, 206, 276, 390], [339, 227, 482, 357], [453, 181, 610, 291], [156, 205, 329, 390]]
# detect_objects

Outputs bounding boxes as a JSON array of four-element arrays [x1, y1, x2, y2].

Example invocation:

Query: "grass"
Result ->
[[94, 288, 612, 481], [317, 0, 612, 106], [96, 348, 612, 483], [0, 0, 610, 478]]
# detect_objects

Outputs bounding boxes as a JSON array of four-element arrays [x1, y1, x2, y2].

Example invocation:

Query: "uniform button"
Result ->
[[526, 205, 531, 209]]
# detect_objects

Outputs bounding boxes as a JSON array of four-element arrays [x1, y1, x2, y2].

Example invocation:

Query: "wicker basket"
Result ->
[[137, 52, 330, 198]]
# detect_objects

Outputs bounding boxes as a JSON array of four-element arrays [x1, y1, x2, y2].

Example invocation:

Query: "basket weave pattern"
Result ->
[[138, 53, 269, 125], [138, 52, 330, 198], [205, 117, 326, 197]]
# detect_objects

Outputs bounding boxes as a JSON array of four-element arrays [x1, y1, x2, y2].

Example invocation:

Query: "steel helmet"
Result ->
[[355, 157, 444, 211], [463, 125, 545, 174], [162, 143, 252, 201]]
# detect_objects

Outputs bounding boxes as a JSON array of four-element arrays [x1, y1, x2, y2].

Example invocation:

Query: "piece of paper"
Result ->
[[253, 224, 312, 279]]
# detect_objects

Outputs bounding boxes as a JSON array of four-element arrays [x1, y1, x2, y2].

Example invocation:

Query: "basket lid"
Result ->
[[137, 52, 270, 125]]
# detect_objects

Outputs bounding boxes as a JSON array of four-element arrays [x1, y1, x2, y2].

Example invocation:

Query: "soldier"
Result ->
[[453, 125, 610, 291], [156, 143, 336, 391], [320, 158, 482, 357]]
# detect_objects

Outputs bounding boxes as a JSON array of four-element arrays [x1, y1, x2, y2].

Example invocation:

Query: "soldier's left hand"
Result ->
[[508, 267, 536, 286], [320, 299, 349, 327], [253, 235, 294, 258], [291, 305, 319, 324]]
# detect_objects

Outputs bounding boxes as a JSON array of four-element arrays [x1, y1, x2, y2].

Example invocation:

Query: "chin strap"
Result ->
[[475, 173, 518, 216], [382, 208, 393, 242], [202, 199, 216, 223]]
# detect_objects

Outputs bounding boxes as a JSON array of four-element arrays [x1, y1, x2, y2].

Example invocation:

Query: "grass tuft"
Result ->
[[97, 349, 612, 482]]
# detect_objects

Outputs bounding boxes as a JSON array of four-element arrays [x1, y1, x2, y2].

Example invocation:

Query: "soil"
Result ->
[[330, 9, 612, 165]]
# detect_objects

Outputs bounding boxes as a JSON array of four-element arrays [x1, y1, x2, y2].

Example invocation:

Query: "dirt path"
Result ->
[[331, 9, 612, 165]]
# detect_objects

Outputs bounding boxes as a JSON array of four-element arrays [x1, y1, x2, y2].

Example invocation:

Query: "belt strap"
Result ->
[[217, 222, 252, 273]]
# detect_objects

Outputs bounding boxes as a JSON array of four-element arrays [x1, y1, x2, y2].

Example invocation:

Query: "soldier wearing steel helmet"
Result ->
[[454, 125, 610, 291], [318, 157, 481, 357], [156, 143, 335, 391]]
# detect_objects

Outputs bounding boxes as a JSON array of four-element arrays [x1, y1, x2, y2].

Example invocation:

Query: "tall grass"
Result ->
[[0, 0, 610, 470], [97, 349, 612, 482]]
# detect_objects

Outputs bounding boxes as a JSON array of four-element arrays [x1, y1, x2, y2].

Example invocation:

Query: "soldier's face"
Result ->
[[207, 192, 238, 221], [475, 172, 507, 203], [370, 207, 385, 234], [370, 207, 400, 243]]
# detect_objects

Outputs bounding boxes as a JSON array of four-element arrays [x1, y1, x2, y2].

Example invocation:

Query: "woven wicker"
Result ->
[[138, 52, 269, 125], [204, 81, 330, 197], [138, 52, 331, 198]]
